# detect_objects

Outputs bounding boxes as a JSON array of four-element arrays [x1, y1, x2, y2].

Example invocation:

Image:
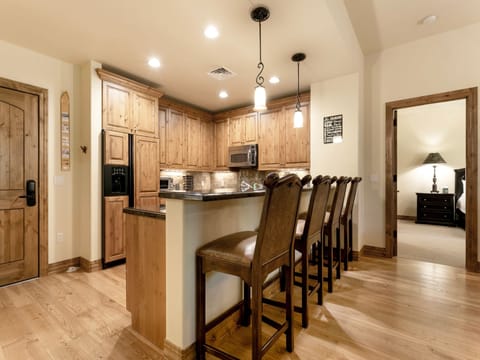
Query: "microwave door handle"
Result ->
[[248, 149, 253, 165]]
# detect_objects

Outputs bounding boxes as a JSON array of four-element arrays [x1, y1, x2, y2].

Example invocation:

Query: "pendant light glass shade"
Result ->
[[293, 109, 303, 128], [254, 85, 267, 111], [291, 52, 306, 128], [251, 7, 270, 112]]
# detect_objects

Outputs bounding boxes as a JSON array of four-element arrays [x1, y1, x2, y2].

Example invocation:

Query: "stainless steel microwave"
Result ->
[[228, 144, 258, 168]]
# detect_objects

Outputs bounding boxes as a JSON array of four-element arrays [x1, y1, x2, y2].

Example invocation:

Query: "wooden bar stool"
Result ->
[[196, 173, 303, 359], [264, 175, 332, 329], [342, 177, 362, 271], [323, 176, 350, 293]]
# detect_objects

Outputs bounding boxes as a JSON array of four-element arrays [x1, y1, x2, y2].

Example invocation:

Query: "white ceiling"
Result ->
[[1, 0, 479, 112]]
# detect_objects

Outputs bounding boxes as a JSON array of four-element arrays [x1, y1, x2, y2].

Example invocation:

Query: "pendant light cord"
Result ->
[[296, 61, 301, 111], [256, 21, 264, 87]]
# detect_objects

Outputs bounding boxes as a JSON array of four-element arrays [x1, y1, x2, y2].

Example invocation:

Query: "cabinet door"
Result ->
[[185, 115, 201, 168], [103, 82, 131, 133], [133, 92, 158, 137], [215, 119, 229, 169], [104, 130, 129, 165], [229, 116, 243, 146], [258, 108, 284, 169], [243, 113, 258, 144], [167, 110, 184, 167], [284, 103, 310, 167], [158, 107, 167, 167], [104, 195, 128, 263], [200, 119, 213, 169], [135, 136, 159, 209]]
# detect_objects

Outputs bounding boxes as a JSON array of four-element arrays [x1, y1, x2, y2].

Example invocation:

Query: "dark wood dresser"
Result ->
[[416, 193, 455, 226]]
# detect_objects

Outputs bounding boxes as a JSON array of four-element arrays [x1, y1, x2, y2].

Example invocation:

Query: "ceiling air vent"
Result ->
[[207, 66, 237, 81]]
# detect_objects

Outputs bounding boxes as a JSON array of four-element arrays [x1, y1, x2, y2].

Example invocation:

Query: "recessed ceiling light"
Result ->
[[204, 25, 219, 39], [269, 76, 280, 84], [419, 15, 437, 25], [219, 90, 228, 99], [148, 57, 161, 68]]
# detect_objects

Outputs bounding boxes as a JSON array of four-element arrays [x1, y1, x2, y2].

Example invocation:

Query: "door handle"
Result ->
[[19, 180, 36, 206]]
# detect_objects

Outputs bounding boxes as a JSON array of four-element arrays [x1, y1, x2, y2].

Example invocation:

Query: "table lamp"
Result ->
[[423, 152, 446, 193]]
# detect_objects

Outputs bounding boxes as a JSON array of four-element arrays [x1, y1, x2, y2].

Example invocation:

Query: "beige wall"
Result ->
[[363, 22, 480, 259], [0, 40, 78, 264], [397, 100, 466, 216]]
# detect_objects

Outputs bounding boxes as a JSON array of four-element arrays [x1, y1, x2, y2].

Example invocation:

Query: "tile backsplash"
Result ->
[[160, 168, 310, 191]]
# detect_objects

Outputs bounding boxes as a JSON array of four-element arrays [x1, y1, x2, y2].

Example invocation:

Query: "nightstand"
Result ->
[[416, 192, 455, 226]]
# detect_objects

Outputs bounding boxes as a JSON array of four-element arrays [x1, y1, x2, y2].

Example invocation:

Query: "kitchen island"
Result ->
[[125, 188, 310, 359]]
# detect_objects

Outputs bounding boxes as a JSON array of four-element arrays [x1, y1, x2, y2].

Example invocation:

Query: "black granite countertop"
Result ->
[[123, 207, 166, 219], [158, 189, 266, 201], [159, 186, 312, 202]]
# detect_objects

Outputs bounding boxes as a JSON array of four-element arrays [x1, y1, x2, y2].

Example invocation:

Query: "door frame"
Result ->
[[0, 77, 48, 276], [385, 87, 478, 272]]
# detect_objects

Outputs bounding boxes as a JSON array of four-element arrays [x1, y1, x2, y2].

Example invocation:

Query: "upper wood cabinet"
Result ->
[[284, 103, 310, 167], [166, 109, 185, 168], [133, 92, 158, 137], [257, 93, 310, 170], [103, 130, 129, 165], [229, 113, 257, 146], [158, 98, 214, 171], [258, 108, 284, 170], [214, 118, 229, 170], [103, 82, 131, 133], [97, 69, 163, 137]]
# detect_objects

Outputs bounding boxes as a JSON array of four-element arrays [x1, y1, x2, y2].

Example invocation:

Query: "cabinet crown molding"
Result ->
[[96, 68, 164, 98]]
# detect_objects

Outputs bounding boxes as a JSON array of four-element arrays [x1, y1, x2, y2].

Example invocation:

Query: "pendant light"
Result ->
[[251, 6, 270, 112], [292, 53, 306, 128]]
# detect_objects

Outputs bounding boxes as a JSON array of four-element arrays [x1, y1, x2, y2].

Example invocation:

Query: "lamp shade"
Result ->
[[293, 109, 303, 128], [423, 152, 446, 165], [253, 85, 267, 111]]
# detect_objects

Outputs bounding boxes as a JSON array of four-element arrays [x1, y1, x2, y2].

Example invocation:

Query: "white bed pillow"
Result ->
[[457, 179, 466, 214]]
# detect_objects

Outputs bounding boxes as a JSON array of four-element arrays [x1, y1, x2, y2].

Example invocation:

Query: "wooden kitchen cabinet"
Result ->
[[104, 195, 129, 263], [200, 119, 214, 169], [166, 109, 185, 168], [103, 130, 129, 165], [97, 69, 162, 137], [229, 112, 257, 146], [214, 118, 229, 169], [159, 98, 214, 170], [134, 135, 159, 209], [102, 82, 131, 133], [284, 102, 310, 168], [185, 115, 201, 168], [133, 92, 158, 137], [257, 93, 310, 170], [258, 108, 284, 170]]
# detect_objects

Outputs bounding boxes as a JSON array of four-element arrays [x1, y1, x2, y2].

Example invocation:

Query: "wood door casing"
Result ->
[[385, 88, 478, 271], [0, 87, 39, 286]]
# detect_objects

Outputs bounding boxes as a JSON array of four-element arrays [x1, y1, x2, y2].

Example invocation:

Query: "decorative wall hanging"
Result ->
[[60, 91, 71, 171], [323, 114, 343, 144]]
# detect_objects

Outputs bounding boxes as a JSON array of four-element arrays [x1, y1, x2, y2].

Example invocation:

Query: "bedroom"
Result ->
[[397, 99, 466, 268]]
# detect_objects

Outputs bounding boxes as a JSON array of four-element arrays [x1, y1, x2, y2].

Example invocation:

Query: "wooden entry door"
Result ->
[[0, 87, 39, 286]]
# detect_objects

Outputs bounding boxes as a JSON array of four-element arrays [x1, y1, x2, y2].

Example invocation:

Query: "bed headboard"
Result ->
[[454, 168, 466, 202]]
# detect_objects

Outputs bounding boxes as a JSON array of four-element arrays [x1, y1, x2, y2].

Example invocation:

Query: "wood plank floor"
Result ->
[[1, 257, 479, 359]]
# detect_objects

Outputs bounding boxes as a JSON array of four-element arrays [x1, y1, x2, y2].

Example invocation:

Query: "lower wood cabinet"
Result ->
[[103, 196, 128, 263]]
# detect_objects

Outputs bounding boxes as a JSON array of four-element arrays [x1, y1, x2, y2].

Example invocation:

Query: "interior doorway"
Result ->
[[0, 77, 48, 285], [385, 88, 478, 272], [396, 101, 466, 268]]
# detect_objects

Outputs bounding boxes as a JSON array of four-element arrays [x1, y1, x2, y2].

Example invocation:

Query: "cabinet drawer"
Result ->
[[418, 211, 454, 222]]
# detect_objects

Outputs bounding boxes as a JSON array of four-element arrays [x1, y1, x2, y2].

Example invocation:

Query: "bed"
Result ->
[[454, 168, 466, 229]]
